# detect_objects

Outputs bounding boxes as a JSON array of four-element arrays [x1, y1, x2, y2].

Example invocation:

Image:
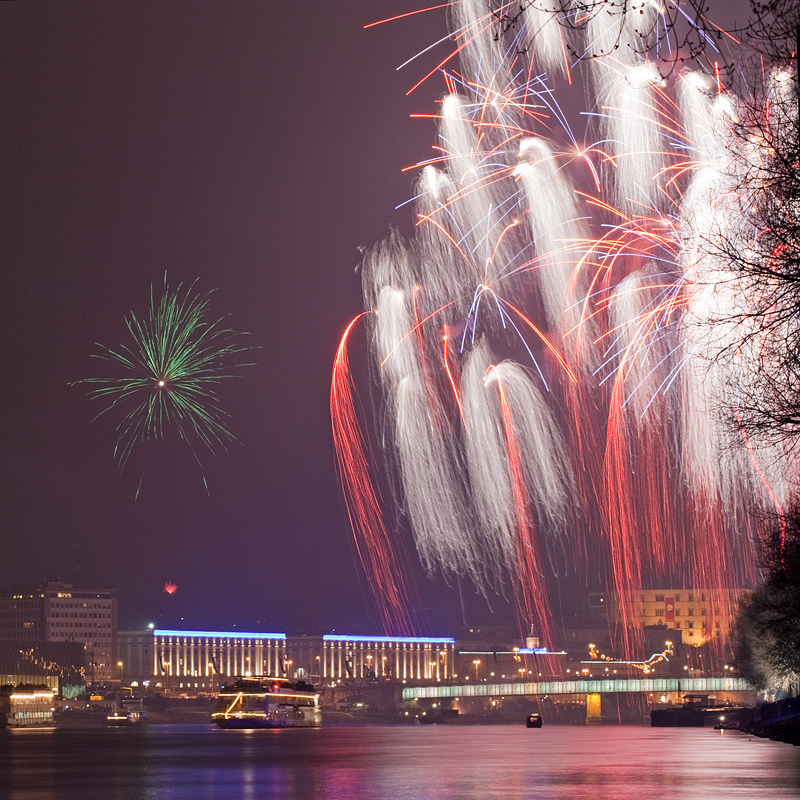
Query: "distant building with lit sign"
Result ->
[[610, 588, 747, 646]]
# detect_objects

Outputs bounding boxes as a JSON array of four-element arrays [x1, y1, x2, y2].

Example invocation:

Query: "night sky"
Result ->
[[0, 0, 466, 633]]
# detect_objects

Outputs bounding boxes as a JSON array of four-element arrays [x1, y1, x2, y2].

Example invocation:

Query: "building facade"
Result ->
[[0, 581, 116, 683], [316, 635, 455, 682], [611, 588, 746, 645], [118, 629, 288, 693], [118, 629, 457, 692]]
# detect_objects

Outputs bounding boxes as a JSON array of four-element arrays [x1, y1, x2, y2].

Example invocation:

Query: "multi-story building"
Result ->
[[117, 628, 457, 692], [0, 594, 44, 641], [118, 628, 287, 693], [0, 581, 116, 682], [313, 634, 456, 683], [610, 588, 746, 646]]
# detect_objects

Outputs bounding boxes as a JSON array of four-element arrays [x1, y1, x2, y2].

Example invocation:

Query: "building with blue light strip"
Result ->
[[118, 628, 288, 692], [117, 629, 458, 689], [316, 634, 455, 682]]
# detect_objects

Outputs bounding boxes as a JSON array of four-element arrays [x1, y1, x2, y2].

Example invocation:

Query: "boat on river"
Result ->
[[107, 710, 146, 726], [212, 676, 321, 729], [526, 713, 543, 728], [0, 685, 56, 728]]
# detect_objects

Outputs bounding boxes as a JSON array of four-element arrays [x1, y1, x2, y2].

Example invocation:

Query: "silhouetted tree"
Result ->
[[734, 506, 800, 694]]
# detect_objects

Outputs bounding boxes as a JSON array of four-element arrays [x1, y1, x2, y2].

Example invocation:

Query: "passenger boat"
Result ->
[[526, 713, 543, 728], [0, 686, 56, 728], [212, 677, 321, 729]]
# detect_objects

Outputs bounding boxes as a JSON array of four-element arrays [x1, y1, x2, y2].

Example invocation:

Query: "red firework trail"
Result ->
[[331, 314, 416, 635], [338, 0, 776, 660]]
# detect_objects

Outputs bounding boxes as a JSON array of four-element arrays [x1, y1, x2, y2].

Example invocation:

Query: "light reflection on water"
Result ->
[[1, 724, 799, 799]]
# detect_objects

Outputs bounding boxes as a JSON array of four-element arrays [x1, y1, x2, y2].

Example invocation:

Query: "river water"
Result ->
[[1, 724, 798, 799]]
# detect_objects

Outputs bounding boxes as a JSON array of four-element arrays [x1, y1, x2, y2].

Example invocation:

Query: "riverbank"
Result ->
[[738, 697, 800, 746]]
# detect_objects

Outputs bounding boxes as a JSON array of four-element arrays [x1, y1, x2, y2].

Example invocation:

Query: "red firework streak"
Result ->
[[492, 368, 554, 654], [163, 582, 178, 595], [331, 314, 416, 636], [602, 385, 644, 658]]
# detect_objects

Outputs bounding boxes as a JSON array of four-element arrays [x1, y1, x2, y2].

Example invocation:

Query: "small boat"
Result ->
[[212, 676, 321, 729], [107, 710, 145, 726], [526, 713, 543, 728]]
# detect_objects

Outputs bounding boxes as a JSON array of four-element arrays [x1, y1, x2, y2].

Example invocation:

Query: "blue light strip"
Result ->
[[153, 629, 286, 640], [323, 634, 455, 644]]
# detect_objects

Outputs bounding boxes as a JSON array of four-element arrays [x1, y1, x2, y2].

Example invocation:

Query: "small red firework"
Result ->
[[163, 582, 178, 595]]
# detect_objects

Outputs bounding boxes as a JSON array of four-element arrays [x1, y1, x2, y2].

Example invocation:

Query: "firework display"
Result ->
[[78, 276, 252, 486], [333, 1, 798, 645]]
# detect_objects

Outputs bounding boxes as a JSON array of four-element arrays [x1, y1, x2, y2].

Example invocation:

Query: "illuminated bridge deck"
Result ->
[[402, 677, 751, 701]]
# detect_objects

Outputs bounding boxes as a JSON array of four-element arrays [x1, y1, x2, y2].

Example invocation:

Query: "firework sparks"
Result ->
[[163, 582, 178, 595], [77, 275, 253, 487], [335, 0, 792, 650]]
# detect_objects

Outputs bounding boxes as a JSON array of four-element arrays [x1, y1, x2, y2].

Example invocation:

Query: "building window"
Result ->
[[655, 609, 665, 617], [674, 594, 681, 602], [674, 609, 680, 616], [655, 594, 665, 602], [688, 594, 694, 601], [688, 608, 694, 616], [674, 622, 680, 629], [689, 631, 695, 637], [688, 622, 694, 629]]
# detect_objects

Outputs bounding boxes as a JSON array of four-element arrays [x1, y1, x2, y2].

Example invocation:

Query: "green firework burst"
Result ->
[[78, 276, 253, 475]]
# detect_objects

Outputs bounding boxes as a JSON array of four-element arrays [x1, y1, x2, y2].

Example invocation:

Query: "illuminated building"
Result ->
[[117, 629, 457, 692], [610, 588, 747, 646], [118, 629, 288, 692], [314, 635, 455, 682], [0, 581, 116, 683]]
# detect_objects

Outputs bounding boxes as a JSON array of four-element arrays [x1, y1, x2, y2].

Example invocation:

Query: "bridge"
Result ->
[[402, 676, 751, 701]]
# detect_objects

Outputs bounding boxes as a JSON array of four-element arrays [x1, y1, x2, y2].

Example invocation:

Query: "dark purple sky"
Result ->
[[0, 0, 467, 633]]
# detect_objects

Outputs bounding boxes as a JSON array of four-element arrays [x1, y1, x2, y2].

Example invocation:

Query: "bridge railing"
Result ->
[[402, 676, 751, 700]]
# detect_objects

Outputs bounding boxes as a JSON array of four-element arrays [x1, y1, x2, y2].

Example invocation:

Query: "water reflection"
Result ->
[[1, 725, 799, 799]]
